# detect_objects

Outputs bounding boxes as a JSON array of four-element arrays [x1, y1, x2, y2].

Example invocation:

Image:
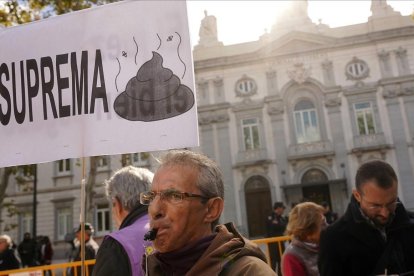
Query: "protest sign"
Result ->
[[0, 1, 198, 167]]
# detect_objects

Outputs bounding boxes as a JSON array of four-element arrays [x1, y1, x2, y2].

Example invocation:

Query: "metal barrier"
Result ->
[[0, 260, 96, 276], [252, 236, 292, 265], [0, 236, 291, 275]]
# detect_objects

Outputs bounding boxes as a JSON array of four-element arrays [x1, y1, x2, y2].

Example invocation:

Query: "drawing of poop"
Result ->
[[114, 52, 195, 122]]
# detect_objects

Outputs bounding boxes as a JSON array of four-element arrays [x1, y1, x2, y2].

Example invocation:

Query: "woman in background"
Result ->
[[282, 202, 327, 276]]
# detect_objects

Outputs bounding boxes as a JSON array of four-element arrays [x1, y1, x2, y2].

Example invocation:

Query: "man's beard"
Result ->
[[371, 212, 395, 227]]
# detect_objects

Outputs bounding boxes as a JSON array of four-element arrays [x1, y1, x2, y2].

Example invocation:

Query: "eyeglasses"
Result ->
[[140, 190, 210, 205], [361, 197, 400, 212]]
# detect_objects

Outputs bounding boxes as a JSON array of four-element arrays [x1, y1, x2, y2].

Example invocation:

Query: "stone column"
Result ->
[[215, 109, 237, 223], [325, 91, 350, 197], [213, 77, 225, 104], [401, 82, 414, 141], [383, 86, 414, 209], [395, 47, 410, 76], [321, 59, 336, 86], [378, 50, 393, 78], [267, 99, 288, 201], [266, 70, 279, 96], [197, 80, 210, 106]]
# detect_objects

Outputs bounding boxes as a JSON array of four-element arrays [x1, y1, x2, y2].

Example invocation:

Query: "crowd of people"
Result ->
[[1, 151, 414, 276], [0, 232, 53, 272]]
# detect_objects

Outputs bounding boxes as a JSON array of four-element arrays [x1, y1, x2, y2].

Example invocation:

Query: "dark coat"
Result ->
[[17, 238, 36, 267], [72, 237, 99, 276], [318, 196, 414, 276], [92, 205, 148, 276], [265, 212, 288, 237], [0, 248, 21, 271]]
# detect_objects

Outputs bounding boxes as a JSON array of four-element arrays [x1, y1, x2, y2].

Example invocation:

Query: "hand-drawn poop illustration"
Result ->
[[113, 51, 194, 122]]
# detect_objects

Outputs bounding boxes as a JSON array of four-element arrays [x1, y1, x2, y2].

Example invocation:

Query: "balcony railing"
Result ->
[[353, 133, 388, 150], [235, 148, 270, 167], [288, 140, 334, 160]]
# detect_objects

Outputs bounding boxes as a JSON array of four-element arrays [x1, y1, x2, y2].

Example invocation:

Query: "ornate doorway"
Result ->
[[301, 169, 331, 206], [245, 175, 272, 238]]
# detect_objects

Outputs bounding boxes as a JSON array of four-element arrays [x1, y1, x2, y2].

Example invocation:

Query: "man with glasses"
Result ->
[[141, 150, 275, 275], [92, 166, 153, 276], [318, 160, 414, 276]]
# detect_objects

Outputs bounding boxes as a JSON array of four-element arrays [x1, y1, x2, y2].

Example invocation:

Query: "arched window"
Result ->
[[293, 100, 320, 143], [301, 169, 328, 184]]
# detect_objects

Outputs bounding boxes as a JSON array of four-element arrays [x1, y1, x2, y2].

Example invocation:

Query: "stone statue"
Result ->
[[370, 0, 399, 18], [198, 10, 218, 44]]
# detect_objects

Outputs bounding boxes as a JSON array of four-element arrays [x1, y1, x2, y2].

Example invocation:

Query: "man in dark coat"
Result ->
[[318, 160, 414, 276], [17, 232, 36, 267], [92, 166, 153, 276], [265, 201, 288, 272]]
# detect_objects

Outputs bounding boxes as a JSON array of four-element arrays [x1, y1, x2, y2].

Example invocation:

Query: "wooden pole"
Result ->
[[80, 157, 86, 276]]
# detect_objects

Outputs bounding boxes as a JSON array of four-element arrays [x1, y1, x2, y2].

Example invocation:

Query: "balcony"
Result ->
[[288, 141, 334, 161], [352, 133, 390, 152], [234, 148, 272, 168]]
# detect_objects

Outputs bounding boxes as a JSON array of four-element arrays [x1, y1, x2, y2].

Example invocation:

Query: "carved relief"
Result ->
[[213, 77, 224, 87], [198, 110, 230, 125], [267, 102, 284, 115], [345, 57, 370, 81], [394, 46, 407, 57], [287, 63, 312, 84], [321, 59, 336, 86], [235, 75, 257, 98], [325, 97, 341, 108], [382, 87, 399, 99]]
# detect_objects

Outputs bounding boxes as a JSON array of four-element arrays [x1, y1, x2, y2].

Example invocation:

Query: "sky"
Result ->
[[0, 1, 412, 47], [186, 1, 414, 47]]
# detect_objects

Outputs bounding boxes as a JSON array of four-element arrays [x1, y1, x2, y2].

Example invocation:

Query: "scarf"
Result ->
[[155, 234, 216, 276]]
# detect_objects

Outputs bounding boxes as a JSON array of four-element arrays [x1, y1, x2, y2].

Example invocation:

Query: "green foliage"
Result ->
[[2, 200, 18, 231], [0, 0, 118, 26]]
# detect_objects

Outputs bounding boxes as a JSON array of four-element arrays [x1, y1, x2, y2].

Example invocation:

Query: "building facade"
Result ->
[[1, 0, 414, 260], [193, 0, 414, 237]]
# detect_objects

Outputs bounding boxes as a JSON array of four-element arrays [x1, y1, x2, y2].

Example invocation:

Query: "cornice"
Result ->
[[194, 26, 414, 71], [231, 99, 264, 113]]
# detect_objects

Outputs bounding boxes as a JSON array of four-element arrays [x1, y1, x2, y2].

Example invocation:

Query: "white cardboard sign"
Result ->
[[0, 1, 198, 167]]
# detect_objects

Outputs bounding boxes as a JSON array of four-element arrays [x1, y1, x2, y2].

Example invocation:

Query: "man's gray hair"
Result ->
[[159, 150, 224, 226], [105, 166, 153, 211]]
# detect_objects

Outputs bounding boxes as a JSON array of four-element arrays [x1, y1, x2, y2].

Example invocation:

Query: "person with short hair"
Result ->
[[72, 223, 99, 276], [318, 160, 414, 276], [92, 166, 153, 276], [142, 150, 275, 275], [266, 201, 288, 272], [0, 234, 21, 271], [17, 232, 36, 267], [282, 202, 326, 276]]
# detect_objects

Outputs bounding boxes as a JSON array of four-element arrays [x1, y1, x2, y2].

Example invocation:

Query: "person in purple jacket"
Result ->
[[92, 166, 153, 276]]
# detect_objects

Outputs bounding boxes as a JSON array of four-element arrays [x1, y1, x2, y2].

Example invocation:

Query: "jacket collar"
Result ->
[[120, 204, 148, 229]]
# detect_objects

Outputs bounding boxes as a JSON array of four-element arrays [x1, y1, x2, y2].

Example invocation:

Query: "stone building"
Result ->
[[193, 0, 414, 237], [1, 0, 414, 260]]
